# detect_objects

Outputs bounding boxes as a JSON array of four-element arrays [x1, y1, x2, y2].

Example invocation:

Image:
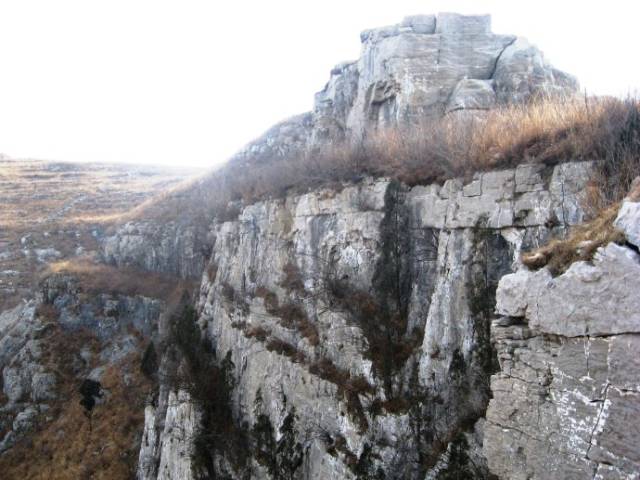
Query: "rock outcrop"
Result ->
[[103, 220, 211, 279], [0, 301, 46, 453], [485, 196, 640, 479], [104, 14, 577, 282], [6, 13, 639, 480], [138, 161, 594, 479], [234, 13, 577, 162]]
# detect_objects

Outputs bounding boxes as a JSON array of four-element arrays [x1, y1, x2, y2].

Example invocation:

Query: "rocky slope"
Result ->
[[233, 13, 576, 163], [1, 12, 638, 480], [0, 158, 198, 310]]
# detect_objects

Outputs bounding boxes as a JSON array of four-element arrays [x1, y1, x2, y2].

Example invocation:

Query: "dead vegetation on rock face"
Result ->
[[522, 204, 627, 275]]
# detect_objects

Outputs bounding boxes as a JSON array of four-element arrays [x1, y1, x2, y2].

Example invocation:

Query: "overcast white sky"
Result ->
[[0, 0, 638, 168]]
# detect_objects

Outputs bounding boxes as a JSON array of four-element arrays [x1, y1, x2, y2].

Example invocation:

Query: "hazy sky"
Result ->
[[0, 1, 638, 168]]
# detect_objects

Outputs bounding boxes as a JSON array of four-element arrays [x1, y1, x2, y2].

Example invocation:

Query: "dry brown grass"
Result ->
[[131, 95, 640, 225], [44, 258, 195, 301], [0, 324, 152, 480], [0, 160, 197, 311], [522, 203, 627, 275]]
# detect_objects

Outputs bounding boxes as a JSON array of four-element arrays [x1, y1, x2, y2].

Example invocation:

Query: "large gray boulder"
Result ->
[[614, 200, 640, 248], [493, 37, 578, 103]]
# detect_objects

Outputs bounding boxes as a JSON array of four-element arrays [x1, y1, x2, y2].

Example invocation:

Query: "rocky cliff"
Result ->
[[485, 189, 640, 480], [233, 13, 577, 163], [134, 161, 601, 479], [1, 12, 638, 480]]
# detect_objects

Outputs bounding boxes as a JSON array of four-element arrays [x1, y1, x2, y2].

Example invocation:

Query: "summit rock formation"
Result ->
[[235, 13, 577, 163]]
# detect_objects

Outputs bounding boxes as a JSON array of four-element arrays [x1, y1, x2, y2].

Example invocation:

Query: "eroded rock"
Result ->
[[485, 201, 640, 478]]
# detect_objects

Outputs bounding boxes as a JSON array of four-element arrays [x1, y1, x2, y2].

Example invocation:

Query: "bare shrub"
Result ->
[[265, 338, 306, 363], [255, 286, 319, 346], [279, 262, 305, 293]]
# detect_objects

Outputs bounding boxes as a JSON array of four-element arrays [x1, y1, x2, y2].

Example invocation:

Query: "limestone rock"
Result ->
[[614, 200, 640, 248], [485, 200, 640, 478], [446, 79, 496, 113], [156, 391, 199, 480], [435, 13, 491, 34], [495, 268, 550, 317], [139, 162, 593, 479], [230, 13, 577, 166], [498, 244, 640, 337], [494, 37, 578, 104], [102, 220, 211, 279]]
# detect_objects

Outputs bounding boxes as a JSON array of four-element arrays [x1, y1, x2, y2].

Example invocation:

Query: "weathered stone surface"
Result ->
[[486, 328, 640, 479], [614, 200, 640, 248], [103, 220, 211, 279], [229, 13, 577, 169], [494, 37, 578, 104], [0, 301, 55, 453], [138, 161, 592, 479], [400, 14, 436, 34], [495, 268, 545, 317], [549, 161, 593, 226], [497, 243, 640, 337], [156, 390, 199, 480], [435, 13, 491, 35], [446, 79, 496, 112], [486, 200, 640, 479], [406, 161, 591, 230]]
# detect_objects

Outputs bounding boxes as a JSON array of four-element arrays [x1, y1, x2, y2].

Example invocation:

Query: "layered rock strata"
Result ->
[[485, 192, 640, 480], [138, 161, 593, 479]]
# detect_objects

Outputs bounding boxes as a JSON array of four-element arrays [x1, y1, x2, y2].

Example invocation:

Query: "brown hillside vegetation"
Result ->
[[0, 315, 152, 480], [44, 258, 195, 301], [0, 160, 198, 310], [133, 95, 640, 223]]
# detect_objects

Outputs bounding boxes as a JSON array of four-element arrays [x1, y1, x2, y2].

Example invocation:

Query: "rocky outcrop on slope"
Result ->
[[0, 301, 50, 453], [139, 161, 593, 479], [103, 13, 577, 283], [484, 196, 640, 479], [234, 13, 577, 162], [0, 272, 167, 477], [103, 220, 212, 279]]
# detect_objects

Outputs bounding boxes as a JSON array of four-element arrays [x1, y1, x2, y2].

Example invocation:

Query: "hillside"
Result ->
[[1, 13, 639, 480], [0, 158, 199, 309]]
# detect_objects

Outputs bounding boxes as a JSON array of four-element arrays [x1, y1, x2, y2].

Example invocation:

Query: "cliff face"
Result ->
[[2, 13, 638, 480], [103, 13, 578, 279], [134, 161, 597, 479], [485, 196, 640, 480]]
